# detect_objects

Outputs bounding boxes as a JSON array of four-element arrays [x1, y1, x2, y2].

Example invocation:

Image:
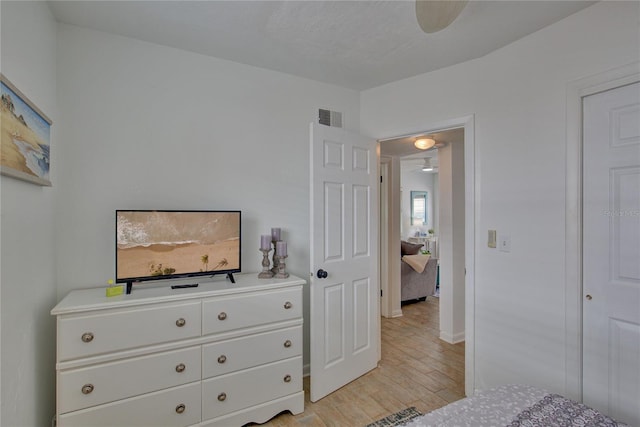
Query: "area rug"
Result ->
[[366, 407, 422, 427]]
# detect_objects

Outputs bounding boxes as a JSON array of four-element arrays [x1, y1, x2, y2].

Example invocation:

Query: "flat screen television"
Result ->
[[116, 210, 241, 293]]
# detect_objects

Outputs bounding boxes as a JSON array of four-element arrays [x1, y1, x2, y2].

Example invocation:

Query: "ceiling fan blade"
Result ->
[[416, 0, 469, 34]]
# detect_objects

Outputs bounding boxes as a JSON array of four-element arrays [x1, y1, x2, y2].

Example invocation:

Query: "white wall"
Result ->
[[437, 142, 465, 344], [0, 1, 58, 425], [55, 24, 360, 370], [432, 173, 439, 236], [400, 165, 435, 238], [361, 1, 640, 394]]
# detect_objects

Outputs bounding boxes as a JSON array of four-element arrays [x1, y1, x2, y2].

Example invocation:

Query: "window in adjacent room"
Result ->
[[410, 191, 427, 225]]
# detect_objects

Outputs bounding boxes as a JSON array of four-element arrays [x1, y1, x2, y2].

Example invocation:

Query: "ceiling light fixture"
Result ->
[[414, 137, 436, 150], [422, 158, 433, 172], [416, 0, 469, 34]]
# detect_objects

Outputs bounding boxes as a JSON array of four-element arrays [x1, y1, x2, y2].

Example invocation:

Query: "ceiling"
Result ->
[[47, 1, 595, 91]]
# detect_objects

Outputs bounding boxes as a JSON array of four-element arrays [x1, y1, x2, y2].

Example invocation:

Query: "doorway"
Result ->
[[377, 115, 475, 396]]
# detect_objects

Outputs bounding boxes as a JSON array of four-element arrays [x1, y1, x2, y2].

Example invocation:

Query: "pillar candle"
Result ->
[[276, 241, 287, 257], [271, 227, 281, 242], [260, 235, 271, 250]]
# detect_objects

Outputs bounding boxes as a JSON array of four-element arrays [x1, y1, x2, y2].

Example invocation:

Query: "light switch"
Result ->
[[499, 235, 511, 252], [488, 230, 497, 248]]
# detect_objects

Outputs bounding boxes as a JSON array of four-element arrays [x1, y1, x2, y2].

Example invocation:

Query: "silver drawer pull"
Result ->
[[218, 392, 227, 402], [81, 384, 94, 394], [217, 355, 227, 364], [175, 363, 186, 373], [284, 340, 292, 348], [284, 301, 292, 309], [175, 318, 186, 327], [81, 332, 94, 343], [218, 312, 227, 321], [175, 404, 185, 414], [284, 375, 292, 383]]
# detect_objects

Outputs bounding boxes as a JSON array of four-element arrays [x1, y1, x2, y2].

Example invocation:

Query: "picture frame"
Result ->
[[1, 73, 52, 186]]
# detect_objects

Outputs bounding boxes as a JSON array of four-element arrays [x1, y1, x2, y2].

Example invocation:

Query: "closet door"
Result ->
[[582, 81, 640, 426]]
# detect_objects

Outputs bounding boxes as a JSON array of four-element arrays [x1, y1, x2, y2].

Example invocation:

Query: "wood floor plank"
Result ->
[[251, 297, 464, 426]]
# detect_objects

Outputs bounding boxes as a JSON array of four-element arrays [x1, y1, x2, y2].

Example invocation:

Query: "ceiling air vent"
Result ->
[[319, 109, 343, 128]]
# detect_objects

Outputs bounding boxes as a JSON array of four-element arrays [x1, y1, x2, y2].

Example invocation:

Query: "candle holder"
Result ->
[[274, 254, 289, 279], [258, 248, 274, 279], [270, 240, 280, 274]]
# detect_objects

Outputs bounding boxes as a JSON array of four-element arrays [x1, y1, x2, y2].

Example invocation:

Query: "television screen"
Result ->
[[116, 210, 241, 285]]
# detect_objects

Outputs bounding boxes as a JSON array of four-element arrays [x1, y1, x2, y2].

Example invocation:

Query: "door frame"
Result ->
[[379, 157, 392, 318], [377, 114, 476, 396], [565, 62, 640, 402]]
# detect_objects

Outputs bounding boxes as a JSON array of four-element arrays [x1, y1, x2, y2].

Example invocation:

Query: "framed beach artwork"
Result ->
[[1, 74, 52, 186]]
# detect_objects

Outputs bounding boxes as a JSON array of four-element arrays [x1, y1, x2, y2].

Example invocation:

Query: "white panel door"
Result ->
[[309, 122, 379, 402], [583, 81, 640, 426]]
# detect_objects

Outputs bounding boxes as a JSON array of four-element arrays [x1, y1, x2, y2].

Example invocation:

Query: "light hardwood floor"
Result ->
[[254, 296, 465, 426]]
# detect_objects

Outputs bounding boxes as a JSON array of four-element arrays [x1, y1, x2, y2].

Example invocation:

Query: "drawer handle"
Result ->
[[284, 301, 293, 310], [175, 363, 186, 373], [218, 312, 227, 321], [175, 318, 186, 327], [218, 392, 227, 402], [81, 332, 94, 343], [175, 404, 186, 414], [217, 355, 227, 364], [284, 340, 292, 348], [81, 384, 94, 394], [284, 375, 292, 383]]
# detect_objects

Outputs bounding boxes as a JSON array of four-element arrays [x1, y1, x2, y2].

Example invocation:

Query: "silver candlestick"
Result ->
[[270, 240, 280, 274], [274, 255, 289, 279], [258, 248, 274, 279]]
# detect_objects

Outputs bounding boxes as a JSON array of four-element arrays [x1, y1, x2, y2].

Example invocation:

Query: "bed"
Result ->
[[403, 384, 628, 427]]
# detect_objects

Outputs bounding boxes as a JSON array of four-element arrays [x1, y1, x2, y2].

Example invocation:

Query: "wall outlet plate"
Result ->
[[499, 234, 511, 252]]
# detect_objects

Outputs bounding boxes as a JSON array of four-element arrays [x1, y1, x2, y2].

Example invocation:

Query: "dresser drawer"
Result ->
[[202, 356, 302, 420], [59, 346, 201, 413], [58, 301, 201, 361], [58, 382, 201, 427], [202, 288, 301, 335], [202, 325, 302, 379]]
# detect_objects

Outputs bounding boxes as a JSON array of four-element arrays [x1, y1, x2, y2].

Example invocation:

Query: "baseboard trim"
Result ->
[[391, 308, 403, 318], [440, 330, 465, 344]]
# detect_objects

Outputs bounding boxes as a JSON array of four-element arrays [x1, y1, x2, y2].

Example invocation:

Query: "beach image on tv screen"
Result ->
[[116, 211, 240, 280]]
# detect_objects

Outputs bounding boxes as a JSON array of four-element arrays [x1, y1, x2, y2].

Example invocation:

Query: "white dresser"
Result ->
[[51, 274, 305, 427]]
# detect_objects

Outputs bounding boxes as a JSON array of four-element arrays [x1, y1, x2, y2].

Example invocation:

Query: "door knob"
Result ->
[[316, 269, 328, 279], [586, 294, 593, 300]]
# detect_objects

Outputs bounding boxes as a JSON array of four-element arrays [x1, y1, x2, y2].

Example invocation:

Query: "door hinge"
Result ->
[[380, 289, 383, 297], [380, 175, 383, 183]]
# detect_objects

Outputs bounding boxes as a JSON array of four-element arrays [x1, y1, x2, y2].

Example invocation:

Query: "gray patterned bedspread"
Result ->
[[403, 385, 628, 427]]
